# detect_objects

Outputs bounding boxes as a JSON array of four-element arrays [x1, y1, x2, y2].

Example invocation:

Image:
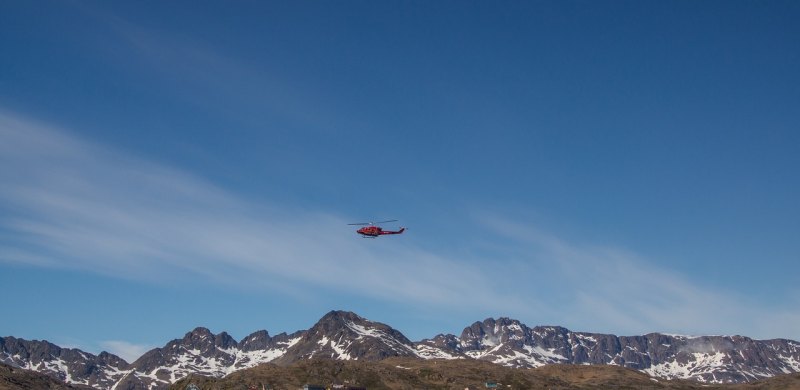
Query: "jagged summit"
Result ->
[[272, 309, 416, 364], [3, 311, 800, 390], [460, 317, 530, 349], [177, 327, 238, 350], [0, 336, 129, 388], [320, 309, 364, 321]]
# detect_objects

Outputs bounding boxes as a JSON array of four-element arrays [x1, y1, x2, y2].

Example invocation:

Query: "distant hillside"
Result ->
[[0, 363, 87, 390], [169, 357, 800, 390]]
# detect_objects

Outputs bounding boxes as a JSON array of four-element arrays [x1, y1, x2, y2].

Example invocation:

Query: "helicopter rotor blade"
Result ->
[[347, 219, 398, 226]]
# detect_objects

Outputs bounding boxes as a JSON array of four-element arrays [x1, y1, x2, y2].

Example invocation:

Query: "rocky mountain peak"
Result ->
[[238, 330, 270, 351], [182, 327, 213, 343], [272, 310, 415, 364], [0, 336, 129, 389], [5, 312, 800, 389], [175, 327, 237, 351], [460, 317, 530, 351], [316, 310, 366, 327], [307, 310, 406, 343]]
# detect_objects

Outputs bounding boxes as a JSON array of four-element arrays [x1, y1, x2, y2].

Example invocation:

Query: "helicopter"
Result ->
[[348, 219, 406, 238]]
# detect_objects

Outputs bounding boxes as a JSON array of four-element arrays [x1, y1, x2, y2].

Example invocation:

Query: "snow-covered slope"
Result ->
[[271, 310, 418, 363], [4, 311, 800, 389], [112, 327, 303, 390], [0, 336, 129, 388], [418, 317, 800, 384]]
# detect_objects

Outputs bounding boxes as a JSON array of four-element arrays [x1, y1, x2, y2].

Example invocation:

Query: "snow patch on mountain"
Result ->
[[414, 344, 461, 360], [318, 335, 352, 360], [643, 352, 731, 383], [4, 312, 800, 389], [492, 349, 547, 367], [524, 345, 568, 363], [782, 354, 800, 372], [343, 320, 417, 356], [345, 321, 381, 340]]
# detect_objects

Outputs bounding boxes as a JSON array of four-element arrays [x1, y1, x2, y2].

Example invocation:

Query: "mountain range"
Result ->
[[2, 310, 799, 389]]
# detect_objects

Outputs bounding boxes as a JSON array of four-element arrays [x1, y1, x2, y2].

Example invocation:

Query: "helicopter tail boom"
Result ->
[[381, 227, 405, 235]]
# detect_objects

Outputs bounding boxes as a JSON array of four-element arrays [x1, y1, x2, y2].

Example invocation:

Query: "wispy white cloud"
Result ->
[[478, 214, 800, 340], [0, 111, 516, 314], [2, 111, 798, 342], [99, 340, 154, 363]]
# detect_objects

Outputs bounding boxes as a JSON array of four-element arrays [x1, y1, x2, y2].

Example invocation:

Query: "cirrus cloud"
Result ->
[[0, 111, 517, 314], [2, 110, 798, 342]]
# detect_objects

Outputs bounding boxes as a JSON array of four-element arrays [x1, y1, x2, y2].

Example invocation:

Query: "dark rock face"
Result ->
[[415, 333, 463, 358], [272, 310, 417, 365], [114, 327, 262, 390], [0, 336, 129, 388], [430, 319, 800, 384], [135, 327, 238, 369], [0, 362, 86, 390], [4, 312, 800, 389], [238, 330, 270, 352]]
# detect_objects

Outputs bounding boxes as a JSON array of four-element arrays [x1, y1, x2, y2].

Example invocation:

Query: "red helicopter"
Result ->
[[348, 220, 406, 238]]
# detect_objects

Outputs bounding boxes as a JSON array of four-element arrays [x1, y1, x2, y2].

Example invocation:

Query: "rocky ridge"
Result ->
[[2, 311, 799, 389]]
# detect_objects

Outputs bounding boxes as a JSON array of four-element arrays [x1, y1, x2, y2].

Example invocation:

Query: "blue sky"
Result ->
[[1, 1, 799, 362]]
